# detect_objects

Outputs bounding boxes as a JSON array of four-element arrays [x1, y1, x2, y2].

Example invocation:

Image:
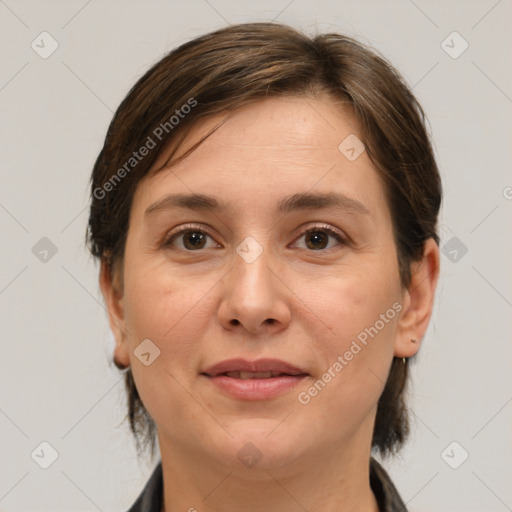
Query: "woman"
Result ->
[[87, 22, 441, 512]]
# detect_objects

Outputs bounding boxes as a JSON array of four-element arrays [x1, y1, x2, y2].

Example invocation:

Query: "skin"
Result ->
[[100, 95, 440, 512]]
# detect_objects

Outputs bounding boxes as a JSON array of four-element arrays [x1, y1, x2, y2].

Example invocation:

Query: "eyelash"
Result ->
[[163, 223, 347, 252]]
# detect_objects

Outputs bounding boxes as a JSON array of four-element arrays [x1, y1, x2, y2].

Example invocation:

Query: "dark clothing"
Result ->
[[369, 457, 409, 511], [127, 457, 407, 512]]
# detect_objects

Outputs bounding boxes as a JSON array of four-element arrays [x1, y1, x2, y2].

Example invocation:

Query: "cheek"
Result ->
[[123, 264, 213, 363], [309, 252, 401, 345], [300, 255, 401, 407], [121, 264, 218, 425], [123, 270, 170, 344]]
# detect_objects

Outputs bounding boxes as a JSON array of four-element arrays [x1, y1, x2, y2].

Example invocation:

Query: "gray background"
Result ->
[[1, 1, 511, 511]]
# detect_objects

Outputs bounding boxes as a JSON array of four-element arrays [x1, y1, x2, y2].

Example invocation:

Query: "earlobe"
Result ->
[[99, 260, 131, 369], [394, 238, 440, 358]]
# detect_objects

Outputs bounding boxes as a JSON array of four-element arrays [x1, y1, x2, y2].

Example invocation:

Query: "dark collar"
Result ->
[[126, 462, 163, 512], [127, 457, 408, 512], [369, 457, 408, 512]]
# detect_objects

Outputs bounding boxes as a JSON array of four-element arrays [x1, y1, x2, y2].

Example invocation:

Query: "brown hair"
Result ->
[[87, 22, 441, 460]]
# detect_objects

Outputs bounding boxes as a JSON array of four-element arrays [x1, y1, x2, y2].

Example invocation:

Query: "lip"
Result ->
[[203, 358, 306, 376], [201, 358, 309, 401]]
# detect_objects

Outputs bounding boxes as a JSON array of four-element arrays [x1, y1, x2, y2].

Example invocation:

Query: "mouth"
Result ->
[[201, 358, 309, 400], [217, 370, 303, 379]]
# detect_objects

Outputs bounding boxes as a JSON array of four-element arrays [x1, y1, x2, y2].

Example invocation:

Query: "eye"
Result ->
[[163, 223, 346, 252], [164, 224, 218, 251], [292, 225, 346, 251]]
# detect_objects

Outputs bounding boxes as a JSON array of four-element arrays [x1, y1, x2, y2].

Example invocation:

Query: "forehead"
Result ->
[[131, 95, 389, 219], [154, 95, 359, 167]]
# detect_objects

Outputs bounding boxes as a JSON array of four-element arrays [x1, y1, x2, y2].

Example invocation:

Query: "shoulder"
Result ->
[[370, 457, 408, 512], [125, 462, 163, 512]]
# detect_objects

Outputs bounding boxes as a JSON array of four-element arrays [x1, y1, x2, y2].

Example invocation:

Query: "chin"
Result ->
[[207, 419, 307, 471]]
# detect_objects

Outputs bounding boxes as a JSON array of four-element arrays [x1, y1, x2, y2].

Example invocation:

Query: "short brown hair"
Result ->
[[87, 22, 441, 460]]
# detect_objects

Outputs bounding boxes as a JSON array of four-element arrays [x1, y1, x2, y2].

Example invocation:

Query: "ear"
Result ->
[[99, 259, 131, 369], [394, 238, 440, 358]]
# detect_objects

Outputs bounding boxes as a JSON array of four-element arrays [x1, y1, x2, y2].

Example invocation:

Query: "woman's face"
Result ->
[[104, 95, 425, 470]]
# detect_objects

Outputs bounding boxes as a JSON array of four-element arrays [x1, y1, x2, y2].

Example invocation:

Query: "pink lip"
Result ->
[[203, 358, 306, 376], [201, 358, 309, 401]]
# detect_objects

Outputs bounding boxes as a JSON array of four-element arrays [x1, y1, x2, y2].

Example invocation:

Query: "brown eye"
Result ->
[[305, 230, 329, 250], [181, 230, 208, 250], [165, 226, 217, 251], [294, 226, 345, 251]]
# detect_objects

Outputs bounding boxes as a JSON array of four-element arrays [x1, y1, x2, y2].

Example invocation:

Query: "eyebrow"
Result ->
[[145, 191, 370, 217]]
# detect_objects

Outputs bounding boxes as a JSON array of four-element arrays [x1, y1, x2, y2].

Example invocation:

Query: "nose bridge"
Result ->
[[218, 232, 290, 333], [232, 234, 275, 298]]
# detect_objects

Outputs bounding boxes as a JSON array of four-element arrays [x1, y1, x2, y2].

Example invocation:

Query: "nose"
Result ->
[[217, 244, 291, 335]]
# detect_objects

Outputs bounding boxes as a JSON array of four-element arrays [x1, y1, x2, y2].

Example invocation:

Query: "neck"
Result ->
[[158, 433, 380, 512]]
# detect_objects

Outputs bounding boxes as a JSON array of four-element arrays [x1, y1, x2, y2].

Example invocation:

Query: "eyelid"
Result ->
[[290, 223, 348, 248], [163, 222, 348, 249], [163, 223, 219, 248]]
